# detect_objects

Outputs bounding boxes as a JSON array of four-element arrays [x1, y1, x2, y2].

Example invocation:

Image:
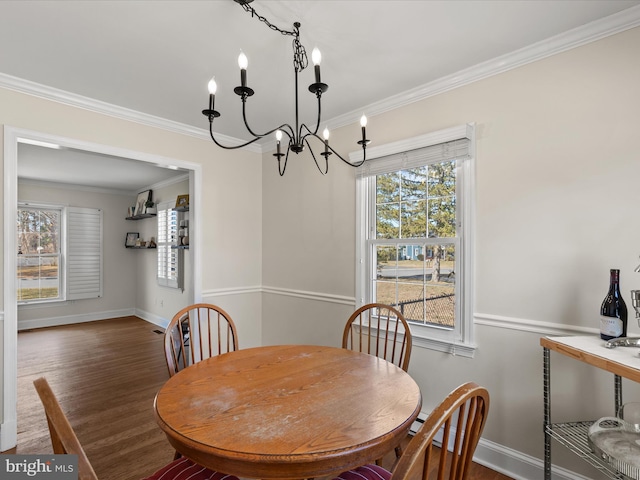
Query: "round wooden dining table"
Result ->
[[153, 344, 422, 479]]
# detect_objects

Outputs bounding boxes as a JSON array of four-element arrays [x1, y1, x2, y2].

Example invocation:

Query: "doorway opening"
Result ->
[[3, 125, 203, 451]]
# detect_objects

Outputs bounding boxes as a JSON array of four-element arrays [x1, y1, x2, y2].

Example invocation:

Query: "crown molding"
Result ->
[[0, 73, 262, 154], [324, 5, 640, 135], [2, 5, 639, 156]]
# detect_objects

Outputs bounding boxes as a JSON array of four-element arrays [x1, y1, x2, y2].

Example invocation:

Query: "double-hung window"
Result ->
[[354, 124, 476, 356]]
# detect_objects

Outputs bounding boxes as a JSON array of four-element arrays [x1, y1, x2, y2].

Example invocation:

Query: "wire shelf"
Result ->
[[547, 421, 628, 479]]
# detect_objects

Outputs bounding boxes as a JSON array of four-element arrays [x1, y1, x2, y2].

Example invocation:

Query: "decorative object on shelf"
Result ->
[[201, 0, 371, 176], [175, 194, 189, 209], [145, 200, 157, 215], [127, 206, 136, 217], [125, 232, 139, 247], [148, 237, 157, 248], [134, 190, 152, 216], [178, 219, 189, 246], [588, 405, 640, 480]]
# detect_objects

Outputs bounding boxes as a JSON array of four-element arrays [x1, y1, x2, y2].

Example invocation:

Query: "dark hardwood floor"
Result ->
[[9, 316, 512, 480]]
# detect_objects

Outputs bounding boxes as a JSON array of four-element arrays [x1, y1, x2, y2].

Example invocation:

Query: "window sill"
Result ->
[[412, 334, 477, 358]]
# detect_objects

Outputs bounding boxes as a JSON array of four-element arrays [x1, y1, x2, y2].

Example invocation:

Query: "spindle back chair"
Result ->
[[343, 303, 412, 372], [164, 303, 239, 377]]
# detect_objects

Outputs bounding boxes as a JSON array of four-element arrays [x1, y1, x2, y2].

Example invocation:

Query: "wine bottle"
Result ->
[[600, 269, 628, 341]]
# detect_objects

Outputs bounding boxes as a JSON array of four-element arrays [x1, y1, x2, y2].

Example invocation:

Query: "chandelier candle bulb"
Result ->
[[275, 130, 282, 157], [238, 51, 248, 87], [312, 47, 322, 83], [360, 114, 368, 144], [322, 127, 330, 155], [207, 77, 217, 111]]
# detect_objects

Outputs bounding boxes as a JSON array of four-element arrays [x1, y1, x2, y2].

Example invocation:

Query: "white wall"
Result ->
[[261, 26, 640, 479], [17, 182, 137, 328], [1, 86, 263, 438]]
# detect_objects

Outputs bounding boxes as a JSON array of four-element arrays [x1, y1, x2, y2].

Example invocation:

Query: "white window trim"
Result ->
[[354, 123, 476, 357]]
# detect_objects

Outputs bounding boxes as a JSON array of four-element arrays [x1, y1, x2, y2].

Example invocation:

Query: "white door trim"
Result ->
[[2, 125, 203, 450]]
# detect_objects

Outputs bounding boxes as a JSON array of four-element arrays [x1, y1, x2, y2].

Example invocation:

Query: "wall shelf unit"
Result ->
[[173, 202, 189, 249], [541, 335, 640, 480], [126, 213, 157, 220]]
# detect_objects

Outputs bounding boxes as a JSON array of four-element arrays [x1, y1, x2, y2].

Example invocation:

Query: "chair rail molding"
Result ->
[[474, 312, 598, 337]]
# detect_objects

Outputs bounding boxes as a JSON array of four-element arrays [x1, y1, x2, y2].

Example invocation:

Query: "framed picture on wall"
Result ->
[[175, 194, 189, 208], [134, 190, 152, 216], [125, 232, 139, 247]]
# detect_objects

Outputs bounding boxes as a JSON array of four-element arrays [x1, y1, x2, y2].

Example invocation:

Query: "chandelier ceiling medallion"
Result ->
[[202, 0, 370, 176]]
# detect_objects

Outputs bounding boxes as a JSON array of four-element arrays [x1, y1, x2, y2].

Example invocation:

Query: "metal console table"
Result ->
[[541, 335, 640, 480]]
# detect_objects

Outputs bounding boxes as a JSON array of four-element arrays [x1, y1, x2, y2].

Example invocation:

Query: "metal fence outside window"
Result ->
[[395, 293, 455, 327]]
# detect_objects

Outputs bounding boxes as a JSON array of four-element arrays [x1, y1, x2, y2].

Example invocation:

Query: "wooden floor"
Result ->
[[10, 316, 512, 480]]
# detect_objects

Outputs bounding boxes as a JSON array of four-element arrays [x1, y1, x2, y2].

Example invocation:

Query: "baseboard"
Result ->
[[133, 308, 170, 329], [17, 308, 135, 331], [473, 436, 593, 480]]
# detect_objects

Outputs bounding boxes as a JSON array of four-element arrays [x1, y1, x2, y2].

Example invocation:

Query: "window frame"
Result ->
[[354, 124, 476, 357]]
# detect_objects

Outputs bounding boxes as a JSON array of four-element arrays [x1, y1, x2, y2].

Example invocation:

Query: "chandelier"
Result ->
[[202, 0, 370, 176]]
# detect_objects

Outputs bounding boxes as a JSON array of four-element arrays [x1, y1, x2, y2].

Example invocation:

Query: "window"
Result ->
[[17, 204, 102, 304], [355, 124, 475, 356], [157, 201, 182, 289], [17, 205, 61, 302]]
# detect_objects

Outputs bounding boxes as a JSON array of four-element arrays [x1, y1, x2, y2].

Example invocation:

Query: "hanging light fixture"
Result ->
[[202, 0, 370, 176]]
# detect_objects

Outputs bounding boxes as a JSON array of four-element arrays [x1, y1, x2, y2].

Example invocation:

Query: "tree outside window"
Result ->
[[373, 161, 456, 328], [17, 206, 61, 302]]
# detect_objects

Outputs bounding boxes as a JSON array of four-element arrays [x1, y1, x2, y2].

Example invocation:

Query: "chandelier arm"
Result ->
[[309, 93, 322, 136], [208, 122, 263, 150], [304, 132, 368, 168], [278, 145, 291, 176], [304, 137, 328, 175], [241, 98, 296, 141]]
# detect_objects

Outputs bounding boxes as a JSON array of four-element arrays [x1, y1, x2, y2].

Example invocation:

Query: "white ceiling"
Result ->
[[3, 0, 640, 189]]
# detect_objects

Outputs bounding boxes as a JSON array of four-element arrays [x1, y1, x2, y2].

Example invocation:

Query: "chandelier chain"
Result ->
[[236, 1, 297, 38], [236, 1, 308, 72]]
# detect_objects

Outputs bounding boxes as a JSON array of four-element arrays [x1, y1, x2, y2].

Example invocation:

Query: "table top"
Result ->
[[154, 344, 422, 479], [540, 335, 640, 383]]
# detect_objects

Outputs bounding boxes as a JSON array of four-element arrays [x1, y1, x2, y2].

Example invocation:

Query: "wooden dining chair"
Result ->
[[33, 376, 240, 480], [332, 382, 490, 480], [164, 303, 239, 377], [343, 303, 412, 372]]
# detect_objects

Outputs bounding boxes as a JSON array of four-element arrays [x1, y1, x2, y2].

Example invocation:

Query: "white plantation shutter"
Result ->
[[66, 207, 103, 300], [157, 202, 181, 289]]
